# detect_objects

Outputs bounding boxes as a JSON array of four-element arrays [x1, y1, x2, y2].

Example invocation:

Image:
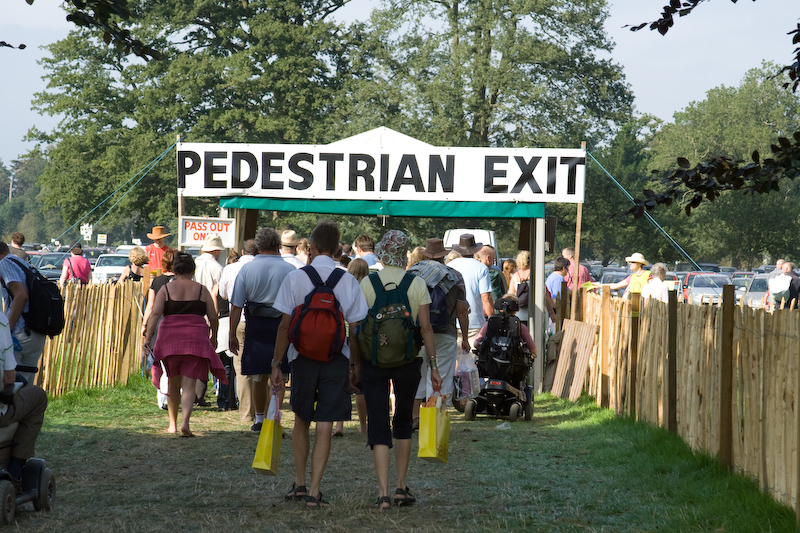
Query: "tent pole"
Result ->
[[532, 217, 545, 393]]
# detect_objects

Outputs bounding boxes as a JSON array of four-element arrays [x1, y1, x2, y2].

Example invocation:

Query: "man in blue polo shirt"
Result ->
[[0, 242, 47, 385]]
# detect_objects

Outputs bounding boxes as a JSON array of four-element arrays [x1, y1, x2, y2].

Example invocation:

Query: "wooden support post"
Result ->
[[532, 217, 546, 393], [720, 284, 735, 470], [667, 289, 677, 433], [629, 293, 641, 418], [600, 289, 611, 408], [559, 280, 569, 329]]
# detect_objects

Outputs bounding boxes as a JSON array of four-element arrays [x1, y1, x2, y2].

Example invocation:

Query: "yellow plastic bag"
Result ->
[[418, 393, 450, 463], [252, 391, 282, 475]]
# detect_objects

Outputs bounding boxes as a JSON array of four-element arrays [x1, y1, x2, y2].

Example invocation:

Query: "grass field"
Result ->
[[14, 375, 798, 532]]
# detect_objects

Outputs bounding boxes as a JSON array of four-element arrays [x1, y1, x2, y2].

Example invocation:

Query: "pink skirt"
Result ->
[[152, 314, 228, 386]]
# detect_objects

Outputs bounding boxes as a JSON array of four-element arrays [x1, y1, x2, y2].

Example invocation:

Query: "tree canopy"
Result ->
[[29, 0, 633, 245]]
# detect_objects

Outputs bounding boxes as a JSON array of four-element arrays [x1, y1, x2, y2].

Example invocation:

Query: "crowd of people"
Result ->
[[0, 224, 668, 508]]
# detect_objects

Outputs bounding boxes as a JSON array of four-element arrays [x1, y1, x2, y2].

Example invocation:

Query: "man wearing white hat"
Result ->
[[280, 230, 306, 269], [194, 234, 225, 406], [604, 252, 651, 299]]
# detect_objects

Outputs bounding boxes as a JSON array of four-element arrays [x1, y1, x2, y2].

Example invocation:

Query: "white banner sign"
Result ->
[[176, 129, 585, 203], [97, 234, 107, 245], [179, 217, 236, 248]]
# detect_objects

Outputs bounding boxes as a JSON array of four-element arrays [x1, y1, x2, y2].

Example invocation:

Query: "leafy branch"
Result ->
[[624, 132, 800, 218], [623, 0, 800, 216]]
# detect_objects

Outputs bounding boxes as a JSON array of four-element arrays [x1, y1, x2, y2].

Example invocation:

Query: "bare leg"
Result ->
[[293, 417, 311, 488], [412, 398, 422, 419], [308, 421, 333, 500], [181, 376, 197, 436], [333, 420, 344, 436], [394, 438, 412, 491], [373, 443, 391, 508], [356, 395, 367, 433], [252, 379, 269, 416], [166, 375, 181, 433]]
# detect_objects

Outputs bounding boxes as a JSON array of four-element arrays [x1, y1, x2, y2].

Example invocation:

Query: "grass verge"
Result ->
[[14, 376, 797, 532]]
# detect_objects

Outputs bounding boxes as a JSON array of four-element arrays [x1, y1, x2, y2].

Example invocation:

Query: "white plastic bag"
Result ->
[[453, 350, 480, 400]]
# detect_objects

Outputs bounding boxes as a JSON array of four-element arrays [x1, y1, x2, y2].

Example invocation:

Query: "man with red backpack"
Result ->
[[271, 221, 368, 508]]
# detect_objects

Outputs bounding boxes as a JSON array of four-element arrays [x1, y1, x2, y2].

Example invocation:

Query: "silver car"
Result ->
[[687, 274, 731, 305], [744, 273, 770, 309]]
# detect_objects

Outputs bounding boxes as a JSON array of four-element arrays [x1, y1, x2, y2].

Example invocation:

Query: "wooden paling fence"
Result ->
[[571, 288, 800, 516], [37, 281, 147, 396]]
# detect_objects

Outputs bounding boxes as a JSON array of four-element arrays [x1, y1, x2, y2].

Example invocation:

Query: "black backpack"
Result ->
[[1, 255, 65, 338], [423, 283, 450, 333]]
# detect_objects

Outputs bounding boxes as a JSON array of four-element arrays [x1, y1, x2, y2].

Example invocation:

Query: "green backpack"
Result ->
[[358, 272, 418, 368]]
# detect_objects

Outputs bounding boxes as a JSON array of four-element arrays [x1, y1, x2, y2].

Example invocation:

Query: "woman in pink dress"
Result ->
[[143, 252, 227, 436]]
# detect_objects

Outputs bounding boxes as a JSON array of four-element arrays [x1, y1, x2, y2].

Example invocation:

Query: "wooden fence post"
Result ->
[[600, 290, 611, 408], [720, 284, 735, 470], [629, 293, 641, 418], [667, 289, 678, 433], [559, 280, 569, 328]]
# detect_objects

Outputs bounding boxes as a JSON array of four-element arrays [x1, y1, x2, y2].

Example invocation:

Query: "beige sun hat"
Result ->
[[624, 252, 649, 266], [201, 234, 224, 252], [281, 230, 299, 246]]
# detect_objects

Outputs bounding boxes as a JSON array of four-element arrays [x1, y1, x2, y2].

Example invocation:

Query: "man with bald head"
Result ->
[[779, 261, 800, 309], [476, 245, 506, 300]]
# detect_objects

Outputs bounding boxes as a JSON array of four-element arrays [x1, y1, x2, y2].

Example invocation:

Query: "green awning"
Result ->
[[218, 197, 544, 218]]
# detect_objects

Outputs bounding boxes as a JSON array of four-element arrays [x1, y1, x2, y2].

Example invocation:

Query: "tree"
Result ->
[[31, 0, 361, 233], [643, 64, 800, 265], [334, 0, 633, 149], [624, 1, 800, 216]]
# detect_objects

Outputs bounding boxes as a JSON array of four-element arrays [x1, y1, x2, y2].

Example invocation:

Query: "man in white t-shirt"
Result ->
[[447, 234, 493, 349], [641, 262, 670, 304]]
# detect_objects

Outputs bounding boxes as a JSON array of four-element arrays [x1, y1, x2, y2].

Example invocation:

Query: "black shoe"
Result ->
[[195, 398, 211, 407], [251, 422, 263, 432]]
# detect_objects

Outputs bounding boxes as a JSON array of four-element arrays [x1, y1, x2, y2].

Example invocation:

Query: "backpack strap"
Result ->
[[325, 268, 345, 289], [398, 274, 416, 360], [301, 265, 323, 287]]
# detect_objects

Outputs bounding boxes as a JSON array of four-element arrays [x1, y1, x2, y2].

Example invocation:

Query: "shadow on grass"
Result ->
[[20, 379, 799, 533]]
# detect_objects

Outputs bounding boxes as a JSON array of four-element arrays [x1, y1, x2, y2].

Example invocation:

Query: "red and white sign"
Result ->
[[179, 216, 236, 248]]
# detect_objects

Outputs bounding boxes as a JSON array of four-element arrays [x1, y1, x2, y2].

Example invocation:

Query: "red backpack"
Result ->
[[288, 266, 347, 362]]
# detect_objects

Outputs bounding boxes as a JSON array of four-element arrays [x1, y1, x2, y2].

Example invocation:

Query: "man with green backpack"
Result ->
[[352, 230, 441, 510]]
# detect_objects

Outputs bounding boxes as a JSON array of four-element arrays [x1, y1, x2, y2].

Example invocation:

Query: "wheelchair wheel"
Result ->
[[524, 398, 533, 421], [33, 468, 55, 512], [0, 480, 15, 525], [508, 402, 521, 422], [464, 399, 477, 421]]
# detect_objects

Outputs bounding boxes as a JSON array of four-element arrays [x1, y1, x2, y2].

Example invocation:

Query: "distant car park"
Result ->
[[599, 269, 628, 297]]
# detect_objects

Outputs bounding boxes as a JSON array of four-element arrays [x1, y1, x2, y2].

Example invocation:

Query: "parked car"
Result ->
[[92, 254, 132, 284], [718, 266, 736, 275], [82, 247, 109, 267], [664, 271, 680, 292], [686, 273, 731, 305], [744, 273, 770, 309], [697, 262, 720, 272], [732, 277, 750, 304], [31, 252, 70, 281], [598, 269, 628, 297], [443, 229, 499, 265], [731, 271, 754, 281]]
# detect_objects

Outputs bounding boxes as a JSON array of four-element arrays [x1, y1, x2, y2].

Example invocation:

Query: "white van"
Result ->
[[443, 229, 499, 265]]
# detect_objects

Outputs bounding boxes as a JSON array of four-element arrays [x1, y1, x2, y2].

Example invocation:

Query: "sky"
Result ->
[[0, 0, 797, 166]]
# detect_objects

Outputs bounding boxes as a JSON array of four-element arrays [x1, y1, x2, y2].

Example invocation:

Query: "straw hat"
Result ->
[[147, 226, 171, 240], [625, 252, 649, 266], [201, 234, 224, 252], [281, 230, 299, 246], [451, 233, 483, 256], [419, 238, 450, 259]]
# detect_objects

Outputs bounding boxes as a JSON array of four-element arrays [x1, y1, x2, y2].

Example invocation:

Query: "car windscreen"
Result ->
[[693, 275, 729, 288], [749, 278, 769, 292], [601, 272, 628, 284], [96, 256, 131, 268]]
